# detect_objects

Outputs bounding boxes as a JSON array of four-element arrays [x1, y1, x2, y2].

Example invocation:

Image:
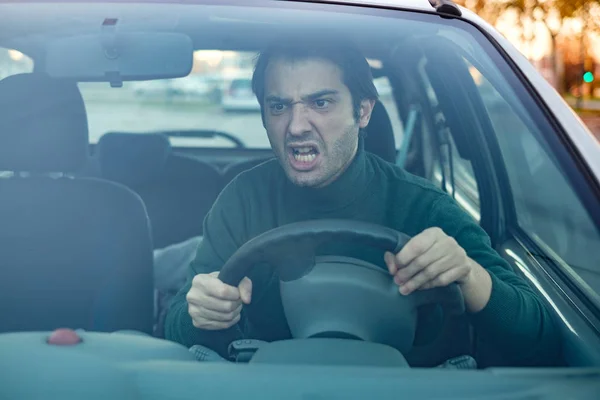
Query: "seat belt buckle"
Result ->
[[436, 354, 478, 369], [227, 339, 267, 362]]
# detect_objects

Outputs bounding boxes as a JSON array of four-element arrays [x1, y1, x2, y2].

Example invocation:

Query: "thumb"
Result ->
[[238, 277, 252, 304], [384, 251, 398, 275]]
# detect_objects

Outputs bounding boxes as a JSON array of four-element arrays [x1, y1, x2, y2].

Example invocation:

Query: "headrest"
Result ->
[[97, 132, 172, 186], [0, 73, 88, 172], [364, 100, 396, 164]]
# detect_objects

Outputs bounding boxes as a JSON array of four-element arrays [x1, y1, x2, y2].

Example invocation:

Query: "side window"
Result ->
[[416, 60, 481, 222], [373, 75, 404, 149], [441, 137, 481, 223], [0, 48, 34, 178], [0, 48, 33, 80], [365, 58, 403, 150], [470, 64, 600, 296]]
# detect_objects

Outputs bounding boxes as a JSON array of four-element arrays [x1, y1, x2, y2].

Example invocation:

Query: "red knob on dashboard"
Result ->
[[47, 328, 82, 345]]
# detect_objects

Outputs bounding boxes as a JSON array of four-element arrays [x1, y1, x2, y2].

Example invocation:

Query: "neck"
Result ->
[[285, 137, 373, 214]]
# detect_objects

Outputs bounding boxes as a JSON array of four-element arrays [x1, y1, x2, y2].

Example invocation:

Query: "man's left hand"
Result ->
[[384, 227, 492, 313]]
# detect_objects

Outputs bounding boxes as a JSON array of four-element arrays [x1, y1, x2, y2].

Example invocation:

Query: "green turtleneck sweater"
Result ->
[[164, 142, 561, 367]]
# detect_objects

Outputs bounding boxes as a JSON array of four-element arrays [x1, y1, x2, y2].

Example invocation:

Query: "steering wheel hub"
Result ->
[[281, 256, 420, 353]]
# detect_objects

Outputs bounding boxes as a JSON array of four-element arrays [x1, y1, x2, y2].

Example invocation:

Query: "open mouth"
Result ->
[[292, 146, 319, 162], [288, 145, 320, 170]]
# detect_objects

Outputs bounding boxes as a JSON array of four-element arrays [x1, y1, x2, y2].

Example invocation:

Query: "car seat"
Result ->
[[0, 73, 154, 334], [96, 132, 221, 249]]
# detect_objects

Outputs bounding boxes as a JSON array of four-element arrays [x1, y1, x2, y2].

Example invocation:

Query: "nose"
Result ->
[[288, 103, 311, 137]]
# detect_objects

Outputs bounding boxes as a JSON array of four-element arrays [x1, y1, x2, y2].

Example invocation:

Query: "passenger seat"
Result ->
[[0, 74, 154, 334], [96, 132, 221, 249]]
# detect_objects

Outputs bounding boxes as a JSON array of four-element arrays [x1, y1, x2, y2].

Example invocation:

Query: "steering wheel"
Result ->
[[218, 219, 464, 355]]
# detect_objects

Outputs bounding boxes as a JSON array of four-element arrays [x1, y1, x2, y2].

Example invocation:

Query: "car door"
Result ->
[[467, 67, 600, 367], [385, 26, 600, 367]]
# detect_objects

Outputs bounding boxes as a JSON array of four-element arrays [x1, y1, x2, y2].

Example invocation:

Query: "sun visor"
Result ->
[[44, 19, 193, 87]]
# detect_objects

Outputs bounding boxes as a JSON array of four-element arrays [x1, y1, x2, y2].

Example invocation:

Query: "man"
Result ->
[[164, 40, 561, 366]]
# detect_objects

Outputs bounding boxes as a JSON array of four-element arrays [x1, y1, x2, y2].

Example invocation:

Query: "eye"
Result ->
[[313, 99, 330, 109], [269, 102, 287, 114]]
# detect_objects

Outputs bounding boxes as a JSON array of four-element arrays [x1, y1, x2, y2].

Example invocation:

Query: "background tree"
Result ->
[[458, 0, 599, 93]]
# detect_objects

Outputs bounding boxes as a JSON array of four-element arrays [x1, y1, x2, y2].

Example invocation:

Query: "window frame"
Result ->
[[511, 230, 600, 332], [455, 13, 600, 242], [398, 38, 511, 246], [385, 21, 600, 312], [455, 43, 600, 311]]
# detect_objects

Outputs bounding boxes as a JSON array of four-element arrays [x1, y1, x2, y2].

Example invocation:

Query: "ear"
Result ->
[[358, 99, 376, 129]]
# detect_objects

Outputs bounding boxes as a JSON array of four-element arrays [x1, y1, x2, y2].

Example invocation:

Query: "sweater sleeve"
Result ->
[[163, 178, 250, 357], [428, 195, 562, 366]]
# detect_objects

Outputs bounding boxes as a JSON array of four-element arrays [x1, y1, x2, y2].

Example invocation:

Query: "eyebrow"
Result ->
[[265, 89, 340, 104], [304, 89, 339, 101]]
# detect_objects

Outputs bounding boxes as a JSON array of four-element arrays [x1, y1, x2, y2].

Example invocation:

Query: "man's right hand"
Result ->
[[186, 271, 252, 330]]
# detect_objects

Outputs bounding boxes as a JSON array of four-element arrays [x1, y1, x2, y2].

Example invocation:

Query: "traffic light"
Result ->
[[583, 71, 594, 83]]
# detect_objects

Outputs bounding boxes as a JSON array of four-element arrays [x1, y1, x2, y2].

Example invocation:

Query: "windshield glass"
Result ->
[[2, 0, 600, 373], [80, 51, 400, 149]]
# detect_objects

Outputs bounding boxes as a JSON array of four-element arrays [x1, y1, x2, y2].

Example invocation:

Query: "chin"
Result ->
[[288, 175, 319, 188], [286, 170, 324, 188]]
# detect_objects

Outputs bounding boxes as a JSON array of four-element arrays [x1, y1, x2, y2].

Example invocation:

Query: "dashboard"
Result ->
[[1, 330, 599, 399]]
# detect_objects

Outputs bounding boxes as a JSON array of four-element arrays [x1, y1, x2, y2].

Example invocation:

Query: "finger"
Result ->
[[384, 251, 398, 275], [398, 255, 454, 295], [205, 280, 241, 301], [394, 243, 448, 285], [192, 313, 241, 330], [238, 277, 253, 304], [395, 228, 442, 267], [221, 313, 242, 329], [189, 291, 242, 313], [190, 303, 242, 323], [191, 273, 241, 301]]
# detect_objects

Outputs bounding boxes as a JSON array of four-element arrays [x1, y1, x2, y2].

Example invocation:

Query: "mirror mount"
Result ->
[[101, 18, 123, 88]]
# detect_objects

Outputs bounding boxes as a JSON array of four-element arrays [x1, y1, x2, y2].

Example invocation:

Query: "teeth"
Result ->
[[294, 153, 316, 163], [297, 147, 312, 154]]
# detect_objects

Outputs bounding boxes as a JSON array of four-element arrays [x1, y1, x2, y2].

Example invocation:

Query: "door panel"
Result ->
[[499, 238, 600, 367]]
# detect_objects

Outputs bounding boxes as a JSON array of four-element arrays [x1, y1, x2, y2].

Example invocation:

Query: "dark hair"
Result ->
[[251, 38, 379, 122]]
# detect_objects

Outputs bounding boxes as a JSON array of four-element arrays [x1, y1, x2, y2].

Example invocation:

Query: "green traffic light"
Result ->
[[583, 71, 594, 83]]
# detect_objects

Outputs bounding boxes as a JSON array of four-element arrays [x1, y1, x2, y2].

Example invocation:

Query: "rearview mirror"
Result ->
[[45, 32, 193, 86]]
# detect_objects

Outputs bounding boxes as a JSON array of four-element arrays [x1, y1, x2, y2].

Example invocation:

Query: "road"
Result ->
[[81, 84, 404, 149]]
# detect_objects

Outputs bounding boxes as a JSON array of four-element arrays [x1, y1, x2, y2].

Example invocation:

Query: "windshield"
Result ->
[[2, 0, 600, 376], [79, 52, 400, 149]]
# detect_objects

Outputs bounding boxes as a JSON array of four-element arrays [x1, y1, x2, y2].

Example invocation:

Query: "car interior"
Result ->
[[1, 1, 600, 398]]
